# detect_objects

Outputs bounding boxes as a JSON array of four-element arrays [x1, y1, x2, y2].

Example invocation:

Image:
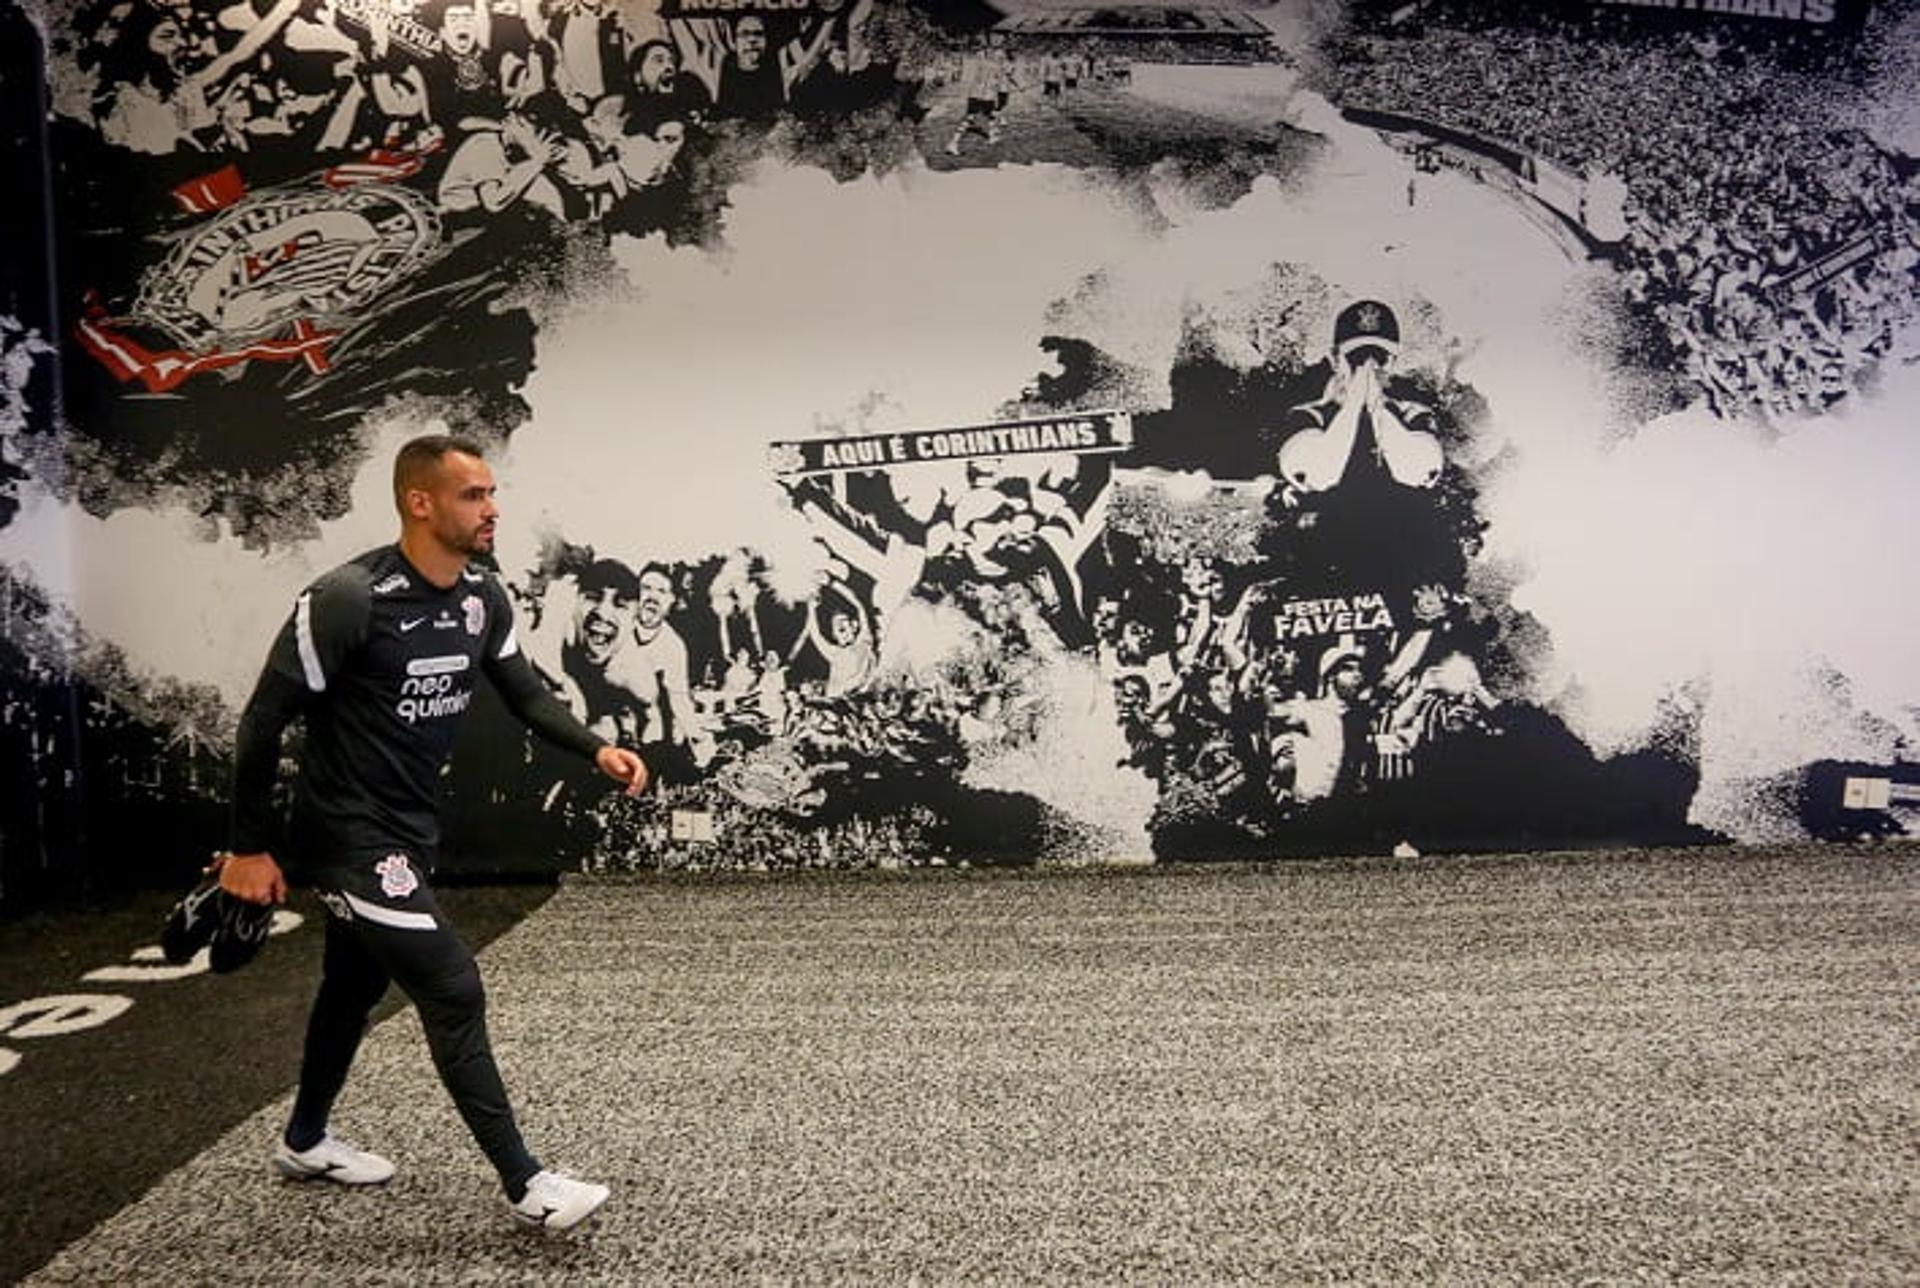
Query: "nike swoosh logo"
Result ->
[[399, 617, 427, 632]]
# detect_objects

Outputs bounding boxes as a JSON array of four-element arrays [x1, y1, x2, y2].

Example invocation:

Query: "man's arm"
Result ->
[[221, 668, 303, 904], [483, 596, 650, 794], [223, 571, 372, 904]]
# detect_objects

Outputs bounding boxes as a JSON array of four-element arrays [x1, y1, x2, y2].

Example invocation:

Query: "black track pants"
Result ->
[[287, 852, 540, 1192]]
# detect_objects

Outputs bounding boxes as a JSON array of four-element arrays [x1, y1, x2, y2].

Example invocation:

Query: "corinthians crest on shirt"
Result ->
[[76, 178, 441, 394]]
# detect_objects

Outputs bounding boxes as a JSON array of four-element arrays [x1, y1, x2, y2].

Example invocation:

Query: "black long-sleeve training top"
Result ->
[[230, 545, 604, 866]]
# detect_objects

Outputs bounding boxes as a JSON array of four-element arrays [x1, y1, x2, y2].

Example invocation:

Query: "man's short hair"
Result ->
[[394, 434, 486, 515]]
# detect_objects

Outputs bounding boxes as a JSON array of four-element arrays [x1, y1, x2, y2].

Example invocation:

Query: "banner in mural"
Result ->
[[3, 0, 1917, 894]]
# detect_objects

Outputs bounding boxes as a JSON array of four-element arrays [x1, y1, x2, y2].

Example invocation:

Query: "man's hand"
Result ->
[[595, 745, 651, 796], [218, 852, 287, 906]]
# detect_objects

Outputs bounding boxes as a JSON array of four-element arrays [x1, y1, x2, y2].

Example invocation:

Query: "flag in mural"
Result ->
[[3, 0, 1918, 892]]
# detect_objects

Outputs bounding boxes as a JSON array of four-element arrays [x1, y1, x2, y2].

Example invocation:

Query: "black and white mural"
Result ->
[[2, 0, 1917, 892]]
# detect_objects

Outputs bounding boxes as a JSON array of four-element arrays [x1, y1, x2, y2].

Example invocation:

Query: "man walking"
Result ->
[[219, 434, 649, 1231]]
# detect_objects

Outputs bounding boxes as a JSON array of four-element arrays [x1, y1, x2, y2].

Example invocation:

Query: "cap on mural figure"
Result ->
[[1317, 636, 1367, 692], [1333, 299, 1400, 367]]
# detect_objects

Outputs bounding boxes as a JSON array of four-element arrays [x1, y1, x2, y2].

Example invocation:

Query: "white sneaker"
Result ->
[[510, 1170, 611, 1231], [272, 1134, 396, 1186]]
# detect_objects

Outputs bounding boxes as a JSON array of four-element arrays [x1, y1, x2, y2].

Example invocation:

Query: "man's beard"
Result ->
[[449, 525, 493, 555]]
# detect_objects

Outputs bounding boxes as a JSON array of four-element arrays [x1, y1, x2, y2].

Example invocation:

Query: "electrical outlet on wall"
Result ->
[[1842, 777, 1892, 809]]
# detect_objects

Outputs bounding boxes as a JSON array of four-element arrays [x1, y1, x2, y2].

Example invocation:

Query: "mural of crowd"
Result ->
[[442, 298, 1543, 870], [7, 0, 1915, 885], [1318, 4, 1920, 420], [47, 0, 927, 412], [61, 0, 901, 161]]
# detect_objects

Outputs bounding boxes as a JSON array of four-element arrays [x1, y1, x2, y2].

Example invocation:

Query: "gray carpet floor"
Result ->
[[27, 846, 1919, 1285]]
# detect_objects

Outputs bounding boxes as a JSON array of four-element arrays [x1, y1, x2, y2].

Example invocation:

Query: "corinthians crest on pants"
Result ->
[[375, 853, 420, 899]]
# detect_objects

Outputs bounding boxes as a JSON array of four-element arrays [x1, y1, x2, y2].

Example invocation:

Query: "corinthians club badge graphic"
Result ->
[[376, 853, 420, 899], [77, 176, 442, 393]]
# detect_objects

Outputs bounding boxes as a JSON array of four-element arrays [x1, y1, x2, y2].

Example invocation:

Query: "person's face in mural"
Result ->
[[1182, 558, 1223, 604], [148, 18, 187, 72], [958, 491, 1038, 571], [573, 584, 633, 665], [654, 119, 686, 157], [415, 451, 498, 559], [827, 607, 861, 647], [735, 17, 767, 70], [441, 6, 481, 56], [1786, 365, 1814, 404], [1326, 656, 1366, 703], [635, 570, 676, 634], [1410, 583, 1449, 624], [1205, 670, 1235, 716], [1268, 735, 1296, 786], [1114, 675, 1149, 718], [1116, 618, 1154, 666], [636, 43, 676, 94]]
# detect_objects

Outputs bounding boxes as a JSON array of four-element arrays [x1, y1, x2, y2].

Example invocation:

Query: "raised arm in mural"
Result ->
[[1173, 558, 1257, 677], [781, 474, 930, 630], [548, 0, 629, 111], [793, 577, 879, 699], [92, 0, 305, 154], [293, 1, 437, 154], [784, 0, 878, 112], [556, 95, 634, 218], [436, 100, 572, 217], [775, 0, 879, 111], [927, 457, 1113, 647], [704, 13, 794, 120]]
